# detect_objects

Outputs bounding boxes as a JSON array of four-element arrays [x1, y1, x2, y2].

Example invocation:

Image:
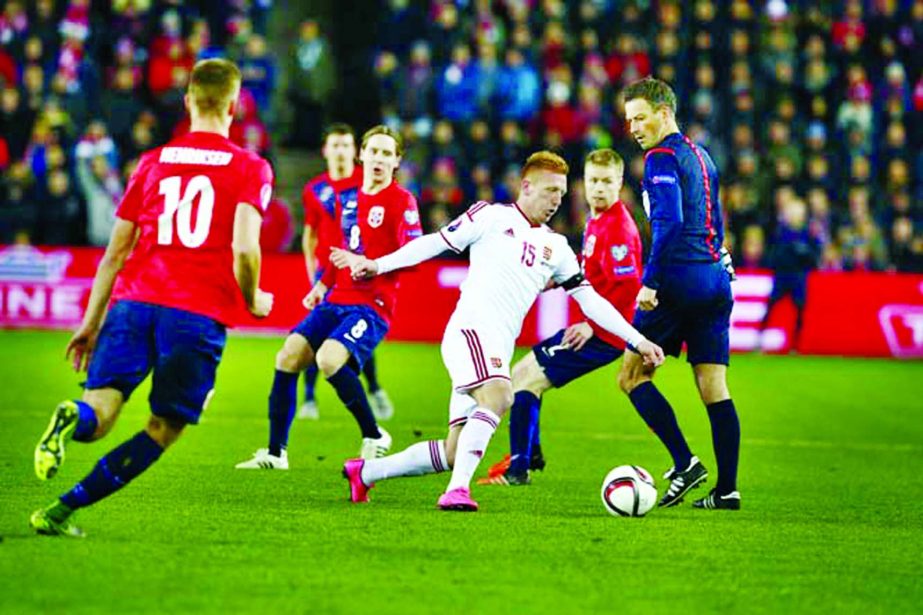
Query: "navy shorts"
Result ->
[[633, 263, 733, 366], [292, 301, 387, 371], [85, 300, 227, 424], [533, 328, 624, 388]]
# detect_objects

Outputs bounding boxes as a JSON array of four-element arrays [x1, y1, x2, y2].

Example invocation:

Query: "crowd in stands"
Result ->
[[1, 0, 921, 274], [0, 0, 292, 250], [372, 0, 923, 273]]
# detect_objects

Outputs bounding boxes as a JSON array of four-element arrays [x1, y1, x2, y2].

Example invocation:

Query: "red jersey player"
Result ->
[[480, 149, 644, 485], [236, 125, 421, 470], [31, 59, 274, 537], [299, 124, 394, 422]]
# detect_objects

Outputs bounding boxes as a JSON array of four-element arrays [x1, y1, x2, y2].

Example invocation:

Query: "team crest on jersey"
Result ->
[[543, 246, 552, 260], [611, 244, 629, 261], [490, 357, 502, 368], [368, 206, 385, 228], [404, 209, 419, 225], [584, 235, 596, 257]]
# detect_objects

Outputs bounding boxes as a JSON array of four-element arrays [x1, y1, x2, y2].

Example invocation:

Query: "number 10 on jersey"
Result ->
[[158, 175, 215, 248]]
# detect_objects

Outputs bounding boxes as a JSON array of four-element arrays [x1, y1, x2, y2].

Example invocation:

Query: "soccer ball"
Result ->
[[600, 465, 657, 517]]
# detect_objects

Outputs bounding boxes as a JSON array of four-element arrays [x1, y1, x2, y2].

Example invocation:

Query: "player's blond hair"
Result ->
[[361, 125, 404, 157], [585, 149, 624, 171], [187, 59, 242, 117], [521, 151, 569, 179]]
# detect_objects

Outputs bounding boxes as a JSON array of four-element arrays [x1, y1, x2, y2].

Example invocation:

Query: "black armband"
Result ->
[[559, 273, 585, 291]]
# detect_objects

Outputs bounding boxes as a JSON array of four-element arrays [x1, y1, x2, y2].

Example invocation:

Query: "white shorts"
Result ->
[[440, 324, 513, 394]]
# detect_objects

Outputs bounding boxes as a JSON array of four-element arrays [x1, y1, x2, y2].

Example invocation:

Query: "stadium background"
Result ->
[[0, 0, 921, 356]]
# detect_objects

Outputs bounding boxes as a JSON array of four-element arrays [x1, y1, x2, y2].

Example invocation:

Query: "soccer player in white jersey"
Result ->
[[331, 151, 664, 512]]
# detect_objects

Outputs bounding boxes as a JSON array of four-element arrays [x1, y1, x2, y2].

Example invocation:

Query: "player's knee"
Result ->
[[315, 347, 347, 377], [694, 370, 730, 405], [276, 339, 312, 373], [617, 364, 643, 394], [145, 415, 186, 449], [512, 354, 550, 397], [82, 391, 123, 439]]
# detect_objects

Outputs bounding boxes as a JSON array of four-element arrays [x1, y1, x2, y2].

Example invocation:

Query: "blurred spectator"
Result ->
[[435, 43, 479, 122], [397, 41, 434, 122], [495, 48, 540, 122], [260, 196, 294, 253], [759, 199, 821, 351], [75, 153, 121, 246], [286, 19, 335, 148], [239, 34, 276, 119]]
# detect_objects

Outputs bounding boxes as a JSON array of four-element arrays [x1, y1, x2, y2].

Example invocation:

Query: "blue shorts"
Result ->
[[533, 328, 624, 388], [85, 300, 227, 424], [292, 301, 387, 371], [633, 263, 733, 365]]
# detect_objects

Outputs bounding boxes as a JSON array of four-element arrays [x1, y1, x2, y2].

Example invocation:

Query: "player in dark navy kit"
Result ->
[[619, 77, 741, 510], [478, 149, 643, 486], [299, 124, 394, 421], [236, 125, 422, 470]]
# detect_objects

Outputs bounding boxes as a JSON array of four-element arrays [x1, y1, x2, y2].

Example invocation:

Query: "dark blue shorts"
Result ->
[[533, 328, 624, 388], [292, 301, 387, 371], [85, 300, 227, 424], [633, 263, 733, 366]]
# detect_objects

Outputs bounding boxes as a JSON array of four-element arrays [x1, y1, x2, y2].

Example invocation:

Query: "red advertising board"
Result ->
[[2, 245, 921, 359]]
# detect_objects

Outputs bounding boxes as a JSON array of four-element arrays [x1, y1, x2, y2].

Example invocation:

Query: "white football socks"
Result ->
[[361, 440, 448, 484], [446, 408, 501, 492]]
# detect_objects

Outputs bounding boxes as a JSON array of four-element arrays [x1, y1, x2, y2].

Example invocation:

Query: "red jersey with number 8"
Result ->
[[112, 131, 274, 326]]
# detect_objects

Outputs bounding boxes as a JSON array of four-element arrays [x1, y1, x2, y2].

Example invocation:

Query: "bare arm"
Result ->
[[66, 218, 137, 371], [329, 232, 449, 278], [233, 203, 273, 317], [302, 224, 318, 281]]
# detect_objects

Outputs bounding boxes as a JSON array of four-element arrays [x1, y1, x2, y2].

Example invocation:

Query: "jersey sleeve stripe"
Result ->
[[680, 135, 719, 261], [644, 147, 675, 160], [439, 229, 462, 253]]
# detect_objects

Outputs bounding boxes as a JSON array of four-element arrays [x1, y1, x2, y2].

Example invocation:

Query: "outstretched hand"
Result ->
[[65, 323, 99, 372], [635, 338, 665, 367], [330, 247, 378, 280]]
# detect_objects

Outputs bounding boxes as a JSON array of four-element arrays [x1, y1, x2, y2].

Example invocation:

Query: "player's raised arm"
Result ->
[[330, 231, 449, 278], [66, 217, 138, 371], [233, 202, 273, 317]]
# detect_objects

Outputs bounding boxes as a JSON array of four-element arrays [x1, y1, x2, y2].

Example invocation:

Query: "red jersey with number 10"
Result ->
[[579, 201, 643, 349], [112, 131, 274, 326], [321, 180, 422, 323]]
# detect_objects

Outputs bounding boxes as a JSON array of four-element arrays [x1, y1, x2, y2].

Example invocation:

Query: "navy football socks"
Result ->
[[72, 400, 98, 442], [60, 431, 163, 510], [268, 369, 298, 456], [706, 399, 740, 494], [628, 381, 692, 471], [508, 391, 540, 475], [303, 365, 319, 403], [327, 366, 381, 439], [362, 354, 380, 394]]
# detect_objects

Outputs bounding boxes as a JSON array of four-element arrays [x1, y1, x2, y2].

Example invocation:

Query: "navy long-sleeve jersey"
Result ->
[[641, 132, 724, 290]]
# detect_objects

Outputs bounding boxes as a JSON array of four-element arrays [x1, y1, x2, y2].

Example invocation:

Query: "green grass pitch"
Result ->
[[1, 330, 921, 613]]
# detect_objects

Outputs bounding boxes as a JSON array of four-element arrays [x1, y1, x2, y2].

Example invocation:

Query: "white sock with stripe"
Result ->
[[361, 440, 448, 484], [446, 408, 501, 492]]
